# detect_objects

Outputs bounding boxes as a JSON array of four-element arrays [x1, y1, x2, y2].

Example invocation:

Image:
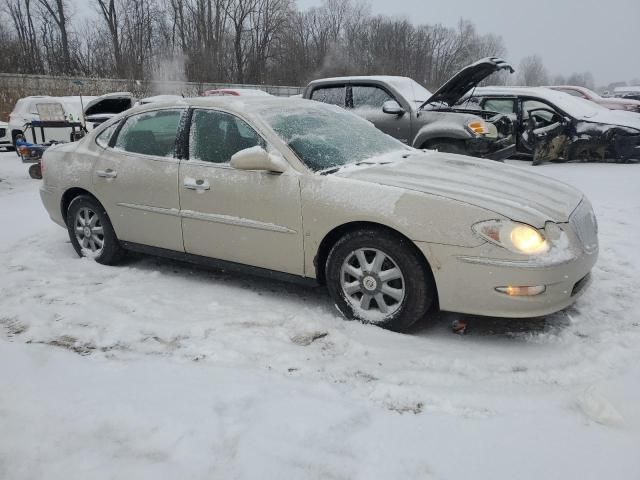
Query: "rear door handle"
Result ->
[[96, 169, 117, 179], [184, 178, 210, 191]]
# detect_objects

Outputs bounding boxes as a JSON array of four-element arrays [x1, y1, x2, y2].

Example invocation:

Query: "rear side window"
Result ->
[[310, 86, 346, 106], [189, 109, 262, 164], [96, 122, 119, 148], [114, 109, 183, 157]]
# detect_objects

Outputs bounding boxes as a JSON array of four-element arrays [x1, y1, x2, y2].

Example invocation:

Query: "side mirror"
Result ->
[[382, 100, 405, 115], [230, 146, 288, 173]]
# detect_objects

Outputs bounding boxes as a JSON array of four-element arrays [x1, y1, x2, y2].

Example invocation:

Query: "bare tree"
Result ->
[[35, 0, 73, 73], [518, 55, 549, 86], [566, 71, 595, 89], [4, 0, 44, 73], [94, 0, 125, 77]]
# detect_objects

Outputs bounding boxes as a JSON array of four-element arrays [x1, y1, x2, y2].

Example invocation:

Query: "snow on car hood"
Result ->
[[335, 151, 584, 227], [584, 108, 640, 131]]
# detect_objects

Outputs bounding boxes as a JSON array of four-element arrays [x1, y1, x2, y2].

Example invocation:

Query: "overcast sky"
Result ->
[[297, 0, 640, 86]]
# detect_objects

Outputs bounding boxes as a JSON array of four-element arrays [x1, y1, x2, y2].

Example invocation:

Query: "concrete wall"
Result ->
[[0, 73, 303, 121]]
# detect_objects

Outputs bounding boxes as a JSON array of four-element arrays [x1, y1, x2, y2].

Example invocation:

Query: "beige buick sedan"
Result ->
[[40, 97, 598, 331]]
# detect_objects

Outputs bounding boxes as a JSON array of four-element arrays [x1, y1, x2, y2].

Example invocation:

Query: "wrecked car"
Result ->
[[458, 87, 640, 164], [303, 57, 516, 160]]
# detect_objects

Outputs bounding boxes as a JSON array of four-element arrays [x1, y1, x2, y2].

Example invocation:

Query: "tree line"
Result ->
[[0, 0, 602, 90]]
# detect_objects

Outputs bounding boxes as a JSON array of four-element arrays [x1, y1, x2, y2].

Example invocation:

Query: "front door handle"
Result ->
[[96, 169, 117, 179], [184, 178, 210, 191]]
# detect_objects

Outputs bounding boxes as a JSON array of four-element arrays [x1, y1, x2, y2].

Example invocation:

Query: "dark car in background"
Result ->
[[458, 86, 640, 164], [303, 57, 515, 160]]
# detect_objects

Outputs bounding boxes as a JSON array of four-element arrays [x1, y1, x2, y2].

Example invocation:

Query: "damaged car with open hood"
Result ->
[[458, 87, 640, 164], [303, 57, 516, 160]]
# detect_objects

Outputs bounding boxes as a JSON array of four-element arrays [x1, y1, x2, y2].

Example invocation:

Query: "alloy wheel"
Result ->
[[340, 247, 405, 322]]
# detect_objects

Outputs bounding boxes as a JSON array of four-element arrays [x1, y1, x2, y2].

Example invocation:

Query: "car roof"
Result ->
[[129, 96, 313, 115], [308, 75, 412, 85], [469, 86, 558, 97]]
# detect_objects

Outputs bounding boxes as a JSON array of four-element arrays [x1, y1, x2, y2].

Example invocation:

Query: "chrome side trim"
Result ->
[[117, 203, 180, 217], [456, 255, 575, 268], [117, 203, 296, 235], [180, 209, 297, 234]]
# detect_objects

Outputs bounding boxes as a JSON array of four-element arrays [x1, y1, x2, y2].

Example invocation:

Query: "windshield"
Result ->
[[386, 77, 433, 106], [583, 87, 602, 99], [257, 103, 406, 172]]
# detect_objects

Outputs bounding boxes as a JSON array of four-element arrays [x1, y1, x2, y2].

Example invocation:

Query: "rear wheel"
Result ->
[[28, 163, 42, 179], [66, 195, 124, 265], [325, 229, 435, 332]]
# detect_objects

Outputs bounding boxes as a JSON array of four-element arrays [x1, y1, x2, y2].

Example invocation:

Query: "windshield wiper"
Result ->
[[320, 167, 341, 175]]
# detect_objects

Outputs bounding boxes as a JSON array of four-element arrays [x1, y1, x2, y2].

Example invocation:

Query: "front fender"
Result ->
[[412, 122, 472, 148], [301, 175, 499, 277]]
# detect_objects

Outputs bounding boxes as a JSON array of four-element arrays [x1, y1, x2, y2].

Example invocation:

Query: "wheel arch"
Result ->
[[60, 187, 103, 220], [412, 124, 471, 149], [314, 221, 438, 305], [419, 137, 467, 150]]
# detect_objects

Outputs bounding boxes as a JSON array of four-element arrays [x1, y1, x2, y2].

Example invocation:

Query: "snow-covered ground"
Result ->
[[1, 151, 639, 479]]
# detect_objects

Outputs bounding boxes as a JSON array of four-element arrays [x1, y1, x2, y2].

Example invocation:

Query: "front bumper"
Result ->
[[417, 240, 597, 318], [466, 136, 516, 161]]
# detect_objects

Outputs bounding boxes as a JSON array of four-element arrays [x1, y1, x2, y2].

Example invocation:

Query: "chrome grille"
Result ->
[[570, 200, 598, 254]]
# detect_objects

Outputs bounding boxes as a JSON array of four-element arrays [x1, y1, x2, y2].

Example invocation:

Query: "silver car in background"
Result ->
[[40, 97, 597, 332]]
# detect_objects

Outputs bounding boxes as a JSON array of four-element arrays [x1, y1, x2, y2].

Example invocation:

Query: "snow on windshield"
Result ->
[[258, 103, 406, 171]]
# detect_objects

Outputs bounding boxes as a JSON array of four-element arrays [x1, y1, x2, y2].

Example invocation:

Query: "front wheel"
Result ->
[[424, 140, 466, 155], [325, 229, 435, 331], [66, 195, 124, 265]]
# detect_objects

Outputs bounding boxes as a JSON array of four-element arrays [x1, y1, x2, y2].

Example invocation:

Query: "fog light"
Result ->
[[495, 285, 546, 296]]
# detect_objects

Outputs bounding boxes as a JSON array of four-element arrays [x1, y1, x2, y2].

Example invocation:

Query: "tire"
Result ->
[[28, 163, 42, 179], [425, 140, 466, 155], [325, 228, 435, 332], [66, 195, 124, 265]]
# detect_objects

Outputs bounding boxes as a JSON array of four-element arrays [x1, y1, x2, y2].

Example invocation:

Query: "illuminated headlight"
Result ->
[[466, 120, 490, 136], [473, 220, 550, 255]]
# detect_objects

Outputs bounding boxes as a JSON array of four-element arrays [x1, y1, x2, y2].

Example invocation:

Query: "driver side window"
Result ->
[[188, 109, 263, 164], [522, 100, 555, 120], [351, 85, 394, 110]]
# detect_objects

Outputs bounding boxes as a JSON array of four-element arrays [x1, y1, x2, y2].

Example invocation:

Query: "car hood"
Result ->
[[420, 57, 514, 109], [584, 109, 640, 131], [335, 151, 583, 227]]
